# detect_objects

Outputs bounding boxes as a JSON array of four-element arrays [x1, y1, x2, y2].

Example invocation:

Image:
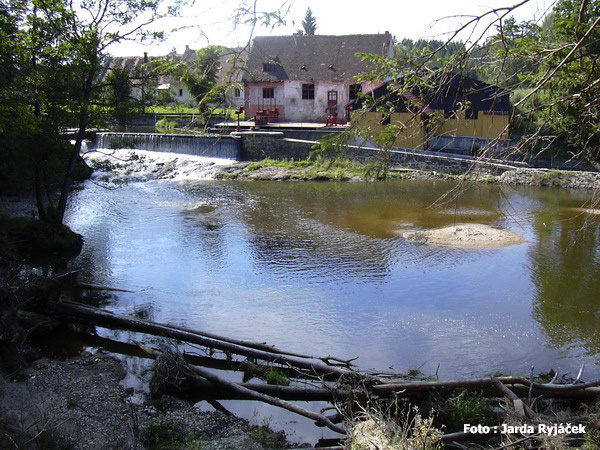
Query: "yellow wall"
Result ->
[[356, 110, 509, 150], [390, 113, 425, 150], [353, 111, 426, 150], [433, 110, 509, 139]]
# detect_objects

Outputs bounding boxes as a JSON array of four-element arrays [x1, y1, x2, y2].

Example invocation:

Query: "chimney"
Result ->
[[143, 52, 148, 63]]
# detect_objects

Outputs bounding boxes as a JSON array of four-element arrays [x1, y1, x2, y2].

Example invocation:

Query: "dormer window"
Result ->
[[328, 65, 334, 71], [263, 62, 274, 72], [300, 65, 307, 71]]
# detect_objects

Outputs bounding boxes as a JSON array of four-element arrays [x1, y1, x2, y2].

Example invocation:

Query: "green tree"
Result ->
[[345, 0, 600, 167], [301, 7, 317, 35], [150, 45, 224, 112], [484, 0, 600, 163], [0, 0, 175, 224], [104, 68, 146, 126]]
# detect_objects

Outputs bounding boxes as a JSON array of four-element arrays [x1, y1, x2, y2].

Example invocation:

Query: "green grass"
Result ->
[[246, 158, 312, 171], [146, 105, 198, 114], [446, 390, 496, 429], [244, 418, 286, 449], [264, 369, 290, 386], [244, 157, 406, 181], [146, 105, 244, 119], [142, 417, 204, 450]]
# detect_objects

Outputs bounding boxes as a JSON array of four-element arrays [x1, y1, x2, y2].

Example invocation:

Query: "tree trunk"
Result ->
[[48, 300, 361, 379], [56, 67, 96, 225], [34, 162, 46, 219]]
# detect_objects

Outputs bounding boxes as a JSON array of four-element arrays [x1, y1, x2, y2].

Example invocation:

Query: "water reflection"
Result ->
[[64, 177, 600, 381], [528, 188, 600, 355]]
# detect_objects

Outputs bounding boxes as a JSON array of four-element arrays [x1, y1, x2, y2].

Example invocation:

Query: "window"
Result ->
[[262, 87, 274, 99], [178, 89, 183, 97], [302, 84, 315, 100], [262, 62, 274, 72], [233, 88, 241, 98], [349, 84, 361, 100]]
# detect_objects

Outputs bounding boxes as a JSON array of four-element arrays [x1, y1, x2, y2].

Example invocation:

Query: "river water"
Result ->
[[65, 151, 600, 442]]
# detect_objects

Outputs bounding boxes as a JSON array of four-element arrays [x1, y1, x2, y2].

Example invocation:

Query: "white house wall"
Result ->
[[283, 81, 354, 122], [224, 88, 245, 108], [245, 80, 358, 122], [169, 82, 193, 105]]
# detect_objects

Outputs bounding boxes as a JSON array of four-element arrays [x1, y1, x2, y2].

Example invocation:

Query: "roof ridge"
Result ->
[[254, 33, 390, 38]]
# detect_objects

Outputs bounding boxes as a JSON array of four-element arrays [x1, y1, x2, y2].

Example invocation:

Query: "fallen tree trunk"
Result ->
[[44, 303, 600, 403], [491, 376, 535, 418], [172, 379, 343, 402], [74, 283, 133, 293], [138, 343, 347, 435], [371, 377, 600, 399], [47, 300, 362, 379]]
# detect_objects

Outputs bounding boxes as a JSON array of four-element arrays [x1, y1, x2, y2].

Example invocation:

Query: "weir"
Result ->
[[96, 132, 241, 160]]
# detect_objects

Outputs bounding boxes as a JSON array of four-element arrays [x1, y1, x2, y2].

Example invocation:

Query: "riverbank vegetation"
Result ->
[[344, 0, 600, 171], [217, 157, 600, 189], [220, 157, 426, 182]]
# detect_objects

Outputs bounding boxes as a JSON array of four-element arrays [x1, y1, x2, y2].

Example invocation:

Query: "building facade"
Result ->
[[352, 74, 511, 153], [243, 33, 394, 123]]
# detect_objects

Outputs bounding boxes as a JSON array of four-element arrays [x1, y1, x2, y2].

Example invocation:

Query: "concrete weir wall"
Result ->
[[236, 131, 523, 175], [96, 132, 241, 160], [94, 131, 523, 175]]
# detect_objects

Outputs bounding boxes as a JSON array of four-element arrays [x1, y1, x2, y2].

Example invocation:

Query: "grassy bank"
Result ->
[[217, 158, 419, 182], [216, 158, 600, 189], [146, 105, 244, 120]]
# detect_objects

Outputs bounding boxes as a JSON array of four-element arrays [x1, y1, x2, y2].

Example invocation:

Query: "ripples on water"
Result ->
[[66, 152, 600, 439]]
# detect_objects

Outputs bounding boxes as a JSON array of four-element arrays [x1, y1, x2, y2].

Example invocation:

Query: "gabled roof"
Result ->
[[100, 47, 247, 86], [243, 33, 392, 83]]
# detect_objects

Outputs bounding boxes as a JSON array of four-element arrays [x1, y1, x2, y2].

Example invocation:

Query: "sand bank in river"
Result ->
[[399, 223, 526, 248]]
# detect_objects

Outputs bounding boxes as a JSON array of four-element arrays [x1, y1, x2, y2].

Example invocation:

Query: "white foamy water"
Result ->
[[85, 148, 234, 183]]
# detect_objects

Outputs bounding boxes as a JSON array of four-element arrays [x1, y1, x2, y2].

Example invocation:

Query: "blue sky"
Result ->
[[108, 0, 556, 56]]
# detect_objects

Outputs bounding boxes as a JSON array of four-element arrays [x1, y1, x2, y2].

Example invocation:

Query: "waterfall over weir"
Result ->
[[96, 132, 241, 160]]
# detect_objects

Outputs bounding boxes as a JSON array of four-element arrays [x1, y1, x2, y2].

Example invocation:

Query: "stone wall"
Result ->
[[428, 135, 514, 157], [236, 132, 523, 175]]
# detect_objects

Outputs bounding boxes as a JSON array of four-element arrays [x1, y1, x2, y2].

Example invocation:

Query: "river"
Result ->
[[64, 150, 600, 443]]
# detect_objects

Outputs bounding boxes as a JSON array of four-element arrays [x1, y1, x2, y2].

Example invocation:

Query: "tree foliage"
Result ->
[[151, 45, 224, 111], [348, 0, 600, 166], [0, 0, 176, 223], [300, 7, 317, 35], [484, 0, 600, 163]]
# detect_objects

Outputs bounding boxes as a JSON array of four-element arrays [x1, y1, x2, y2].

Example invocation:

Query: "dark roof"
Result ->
[[100, 54, 165, 84], [100, 47, 247, 85], [216, 48, 247, 84], [353, 74, 510, 114], [243, 33, 392, 82]]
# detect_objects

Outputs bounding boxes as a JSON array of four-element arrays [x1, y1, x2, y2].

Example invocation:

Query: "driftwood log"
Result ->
[[138, 343, 346, 435], [47, 300, 361, 379], [38, 297, 600, 442], [372, 377, 600, 399], [47, 301, 600, 401]]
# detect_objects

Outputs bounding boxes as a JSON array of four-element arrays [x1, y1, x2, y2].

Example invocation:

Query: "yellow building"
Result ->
[[351, 76, 510, 155]]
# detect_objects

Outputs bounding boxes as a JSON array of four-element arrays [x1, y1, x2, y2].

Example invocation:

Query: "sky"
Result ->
[[108, 0, 557, 57]]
